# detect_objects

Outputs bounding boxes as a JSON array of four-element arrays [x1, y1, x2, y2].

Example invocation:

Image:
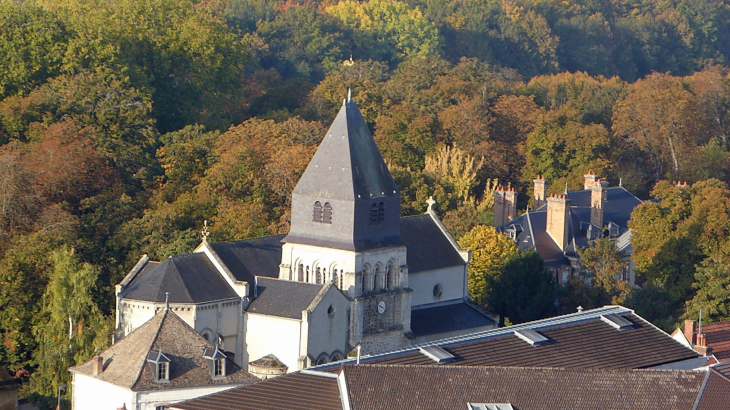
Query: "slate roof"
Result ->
[[315, 306, 702, 371], [120, 253, 237, 303], [247, 278, 325, 319], [292, 100, 398, 202], [209, 234, 285, 284], [70, 310, 257, 391], [701, 320, 730, 362], [503, 186, 642, 267], [171, 371, 342, 410], [400, 214, 465, 273], [411, 302, 495, 337], [342, 365, 708, 410]]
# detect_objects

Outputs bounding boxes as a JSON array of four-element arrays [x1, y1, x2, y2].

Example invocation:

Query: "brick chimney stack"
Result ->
[[533, 176, 547, 209], [590, 178, 608, 230], [584, 172, 598, 190], [695, 332, 713, 356], [93, 355, 104, 376], [493, 186, 516, 227], [683, 320, 697, 345], [547, 193, 571, 251]]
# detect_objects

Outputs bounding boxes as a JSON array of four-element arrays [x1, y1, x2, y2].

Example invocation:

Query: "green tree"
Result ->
[[458, 224, 519, 307], [685, 254, 730, 324], [31, 246, 111, 396], [489, 251, 556, 324], [578, 238, 630, 304]]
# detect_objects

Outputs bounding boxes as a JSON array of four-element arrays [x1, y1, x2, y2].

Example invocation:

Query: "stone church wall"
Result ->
[[361, 329, 408, 355]]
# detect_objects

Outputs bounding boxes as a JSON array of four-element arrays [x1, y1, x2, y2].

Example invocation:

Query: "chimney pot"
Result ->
[[93, 355, 104, 376]]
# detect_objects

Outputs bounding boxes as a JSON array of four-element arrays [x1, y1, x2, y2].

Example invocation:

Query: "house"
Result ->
[[69, 306, 258, 410], [114, 95, 496, 375], [494, 174, 642, 285], [673, 319, 730, 363], [168, 363, 730, 410], [0, 370, 18, 410]]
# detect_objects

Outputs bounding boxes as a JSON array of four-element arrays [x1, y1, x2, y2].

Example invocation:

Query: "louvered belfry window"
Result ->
[[313, 201, 323, 222], [323, 202, 332, 224]]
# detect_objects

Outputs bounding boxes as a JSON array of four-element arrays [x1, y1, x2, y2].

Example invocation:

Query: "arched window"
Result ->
[[323, 202, 332, 224], [340, 273, 344, 290], [313, 201, 323, 223], [316, 267, 322, 284], [361, 266, 369, 294], [298, 264, 304, 282], [370, 203, 378, 224], [378, 202, 385, 222], [306, 266, 310, 283], [387, 262, 397, 289], [375, 265, 383, 291], [383, 266, 390, 290]]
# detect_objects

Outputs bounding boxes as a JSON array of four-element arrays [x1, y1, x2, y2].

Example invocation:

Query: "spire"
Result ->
[[284, 95, 403, 251], [201, 220, 210, 242]]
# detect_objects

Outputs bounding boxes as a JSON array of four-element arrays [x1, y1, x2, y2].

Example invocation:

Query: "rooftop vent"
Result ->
[[419, 345, 456, 364], [468, 404, 514, 410], [514, 328, 550, 346], [601, 314, 634, 331]]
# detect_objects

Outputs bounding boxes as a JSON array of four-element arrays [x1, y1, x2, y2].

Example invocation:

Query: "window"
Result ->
[[214, 358, 224, 377], [313, 201, 323, 222], [156, 406, 169, 410], [323, 202, 332, 224], [340, 273, 344, 289], [387, 263, 397, 289], [378, 202, 385, 222], [327, 305, 335, 318], [316, 267, 322, 284], [433, 284, 443, 299], [370, 203, 378, 224], [333, 271, 339, 288], [297, 264, 304, 282], [157, 362, 168, 380], [305, 266, 310, 283]]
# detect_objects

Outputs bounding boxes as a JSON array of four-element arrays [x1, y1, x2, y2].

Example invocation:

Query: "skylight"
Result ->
[[514, 328, 549, 346], [419, 345, 456, 364], [600, 314, 634, 331], [468, 403, 514, 410]]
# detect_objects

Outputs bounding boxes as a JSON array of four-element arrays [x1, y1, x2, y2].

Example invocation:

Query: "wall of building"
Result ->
[[137, 384, 243, 410], [306, 289, 349, 364], [409, 266, 465, 307], [0, 388, 17, 410], [361, 329, 408, 355], [72, 373, 135, 410], [245, 314, 302, 372]]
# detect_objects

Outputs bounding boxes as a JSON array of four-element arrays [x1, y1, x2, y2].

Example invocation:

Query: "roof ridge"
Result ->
[[161, 257, 194, 303], [130, 309, 168, 390], [211, 233, 287, 246]]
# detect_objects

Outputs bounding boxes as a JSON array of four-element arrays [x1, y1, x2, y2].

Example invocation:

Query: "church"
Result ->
[[114, 95, 496, 374]]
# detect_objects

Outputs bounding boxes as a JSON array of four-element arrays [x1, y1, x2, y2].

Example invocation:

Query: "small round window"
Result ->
[[327, 305, 335, 318], [433, 284, 443, 299]]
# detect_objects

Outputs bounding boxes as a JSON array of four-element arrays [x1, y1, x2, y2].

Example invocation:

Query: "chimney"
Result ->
[[546, 193, 571, 250], [695, 332, 713, 356], [493, 186, 516, 227], [533, 176, 547, 209], [93, 355, 104, 376], [683, 320, 697, 345], [584, 172, 598, 190], [590, 178, 608, 230], [676, 181, 689, 189]]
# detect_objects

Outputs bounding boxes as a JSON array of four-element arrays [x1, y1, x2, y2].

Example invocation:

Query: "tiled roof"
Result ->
[[316, 306, 701, 371], [400, 214, 465, 273], [121, 253, 237, 303], [70, 310, 257, 391], [343, 365, 706, 410], [171, 371, 342, 410], [209, 235, 285, 286], [247, 278, 325, 319], [702, 320, 730, 362], [695, 366, 730, 410], [411, 302, 495, 337]]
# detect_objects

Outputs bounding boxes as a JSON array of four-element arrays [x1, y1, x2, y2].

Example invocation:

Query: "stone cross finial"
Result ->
[[348, 88, 352, 103], [201, 220, 210, 242], [426, 196, 436, 212]]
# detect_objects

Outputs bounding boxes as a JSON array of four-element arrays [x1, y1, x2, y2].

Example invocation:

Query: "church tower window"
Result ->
[[313, 201, 323, 222], [387, 262, 397, 289], [333, 270, 339, 288], [316, 268, 322, 284], [323, 202, 332, 224], [298, 264, 304, 282], [370, 203, 378, 224], [378, 202, 385, 222]]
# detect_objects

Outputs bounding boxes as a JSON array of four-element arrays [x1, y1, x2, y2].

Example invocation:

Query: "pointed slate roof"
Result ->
[[69, 310, 258, 391], [120, 253, 238, 303], [284, 99, 404, 251], [293, 99, 398, 201]]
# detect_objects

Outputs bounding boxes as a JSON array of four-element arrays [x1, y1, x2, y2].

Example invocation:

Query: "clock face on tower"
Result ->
[[378, 301, 386, 314]]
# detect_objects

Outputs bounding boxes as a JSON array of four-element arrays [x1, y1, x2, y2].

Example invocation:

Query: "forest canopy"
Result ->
[[3, 0, 730, 405]]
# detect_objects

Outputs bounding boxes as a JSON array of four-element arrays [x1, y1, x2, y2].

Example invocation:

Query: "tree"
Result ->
[[685, 254, 730, 324], [31, 247, 111, 396], [578, 238, 630, 304], [457, 225, 519, 307], [489, 251, 556, 324]]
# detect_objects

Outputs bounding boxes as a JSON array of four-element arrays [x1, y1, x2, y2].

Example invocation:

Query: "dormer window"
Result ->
[[203, 347, 227, 379], [608, 222, 620, 238], [147, 350, 171, 383]]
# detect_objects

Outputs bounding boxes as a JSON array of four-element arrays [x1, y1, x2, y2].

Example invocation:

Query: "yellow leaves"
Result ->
[[424, 145, 483, 202]]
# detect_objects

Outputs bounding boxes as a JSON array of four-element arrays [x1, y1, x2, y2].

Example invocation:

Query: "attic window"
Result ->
[[147, 350, 171, 383], [608, 222, 620, 238], [514, 328, 550, 346], [587, 224, 600, 240], [323, 202, 332, 224], [419, 345, 456, 364], [203, 348, 227, 379], [600, 314, 634, 331], [468, 404, 514, 410]]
